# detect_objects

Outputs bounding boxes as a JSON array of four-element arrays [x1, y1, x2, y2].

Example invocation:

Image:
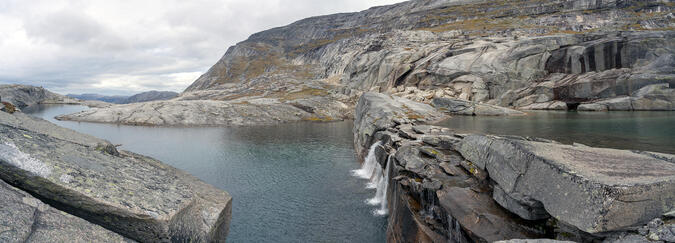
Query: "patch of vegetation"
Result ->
[[303, 116, 334, 122], [1, 102, 17, 114], [279, 88, 329, 101]]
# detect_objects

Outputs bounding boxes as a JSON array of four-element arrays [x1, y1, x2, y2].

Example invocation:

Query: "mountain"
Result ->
[[124, 91, 179, 103], [67, 91, 178, 104], [66, 93, 129, 104], [59, 0, 675, 126]]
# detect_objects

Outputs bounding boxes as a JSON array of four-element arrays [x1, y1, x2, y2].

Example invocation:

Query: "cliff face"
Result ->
[[184, 0, 674, 112], [353, 92, 675, 242]]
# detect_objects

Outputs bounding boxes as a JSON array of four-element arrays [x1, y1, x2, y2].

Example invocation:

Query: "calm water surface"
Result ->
[[24, 104, 387, 243], [435, 111, 675, 154]]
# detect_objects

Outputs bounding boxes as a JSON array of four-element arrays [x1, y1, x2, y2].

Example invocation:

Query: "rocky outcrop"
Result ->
[[578, 83, 675, 111], [431, 97, 525, 116], [353, 92, 445, 161], [1, 84, 111, 108], [56, 0, 674, 126], [0, 110, 231, 242], [353, 93, 675, 242], [56, 97, 353, 126], [0, 179, 133, 243]]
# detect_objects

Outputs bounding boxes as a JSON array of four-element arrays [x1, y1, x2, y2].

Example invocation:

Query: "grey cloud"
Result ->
[[1, 0, 405, 96]]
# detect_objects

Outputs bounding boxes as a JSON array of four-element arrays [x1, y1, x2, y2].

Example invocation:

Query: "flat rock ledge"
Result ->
[[55, 98, 350, 126], [0, 111, 232, 242], [353, 92, 675, 242]]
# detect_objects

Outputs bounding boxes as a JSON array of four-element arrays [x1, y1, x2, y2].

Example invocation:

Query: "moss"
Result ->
[[303, 116, 334, 122], [1, 102, 16, 114], [279, 88, 329, 101]]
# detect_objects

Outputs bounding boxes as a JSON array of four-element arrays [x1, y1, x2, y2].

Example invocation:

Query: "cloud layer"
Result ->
[[0, 0, 404, 95]]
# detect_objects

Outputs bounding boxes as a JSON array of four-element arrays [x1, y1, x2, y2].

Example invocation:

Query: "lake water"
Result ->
[[434, 111, 675, 154], [24, 104, 387, 243]]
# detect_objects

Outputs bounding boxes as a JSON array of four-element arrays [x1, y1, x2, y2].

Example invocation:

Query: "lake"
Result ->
[[434, 111, 675, 154], [24, 104, 387, 243]]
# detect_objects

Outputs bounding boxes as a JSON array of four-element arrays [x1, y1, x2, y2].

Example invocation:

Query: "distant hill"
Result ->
[[66, 94, 129, 104], [67, 91, 178, 104]]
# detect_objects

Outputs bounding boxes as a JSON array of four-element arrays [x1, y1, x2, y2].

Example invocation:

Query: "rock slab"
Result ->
[[0, 111, 231, 242], [457, 135, 675, 233]]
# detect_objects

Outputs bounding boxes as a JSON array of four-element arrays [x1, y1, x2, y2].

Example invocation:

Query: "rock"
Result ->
[[457, 135, 675, 233], [492, 185, 549, 221], [0, 111, 231, 242], [432, 97, 525, 116], [0, 179, 134, 243], [56, 99, 310, 126], [578, 103, 608, 111], [437, 187, 546, 242], [0, 84, 109, 109], [353, 92, 444, 161]]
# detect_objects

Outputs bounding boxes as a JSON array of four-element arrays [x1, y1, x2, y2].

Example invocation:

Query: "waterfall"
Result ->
[[374, 155, 392, 216], [352, 141, 382, 179], [353, 141, 391, 216]]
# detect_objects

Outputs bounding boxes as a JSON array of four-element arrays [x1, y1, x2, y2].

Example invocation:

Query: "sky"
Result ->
[[0, 0, 406, 95]]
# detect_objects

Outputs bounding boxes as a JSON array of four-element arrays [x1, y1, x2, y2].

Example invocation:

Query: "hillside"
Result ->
[[59, 0, 675, 125]]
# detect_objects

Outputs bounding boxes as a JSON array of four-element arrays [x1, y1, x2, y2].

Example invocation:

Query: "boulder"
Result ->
[[0, 111, 231, 242], [0, 179, 133, 243], [457, 135, 675, 233]]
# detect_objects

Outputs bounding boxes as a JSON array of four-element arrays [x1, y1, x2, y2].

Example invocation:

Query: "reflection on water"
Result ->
[[434, 111, 675, 154], [24, 104, 387, 243]]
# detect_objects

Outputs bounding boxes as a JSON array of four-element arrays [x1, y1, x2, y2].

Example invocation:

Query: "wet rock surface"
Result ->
[[353, 93, 675, 242], [0, 110, 231, 242]]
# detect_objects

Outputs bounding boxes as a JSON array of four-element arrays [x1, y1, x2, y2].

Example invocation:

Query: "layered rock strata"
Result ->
[[354, 92, 675, 242], [0, 110, 232, 242]]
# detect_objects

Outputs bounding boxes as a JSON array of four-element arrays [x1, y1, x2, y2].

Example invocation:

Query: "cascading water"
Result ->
[[374, 155, 392, 215], [352, 141, 382, 179], [352, 141, 392, 216]]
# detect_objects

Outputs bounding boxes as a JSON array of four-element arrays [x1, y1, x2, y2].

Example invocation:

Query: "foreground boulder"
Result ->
[[353, 93, 675, 242], [0, 179, 133, 243], [0, 111, 231, 242]]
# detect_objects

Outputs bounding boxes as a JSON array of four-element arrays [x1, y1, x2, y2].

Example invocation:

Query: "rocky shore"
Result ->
[[0, 108, 231, 242], [353, 92, 675, 242]]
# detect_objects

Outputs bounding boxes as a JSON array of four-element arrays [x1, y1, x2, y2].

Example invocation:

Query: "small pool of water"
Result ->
[[23, 104, 387, 243], [434, 111, 675, 154]]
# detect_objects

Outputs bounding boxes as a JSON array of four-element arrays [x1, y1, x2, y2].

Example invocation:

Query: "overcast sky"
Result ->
[[0, 0, 405, 95]]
